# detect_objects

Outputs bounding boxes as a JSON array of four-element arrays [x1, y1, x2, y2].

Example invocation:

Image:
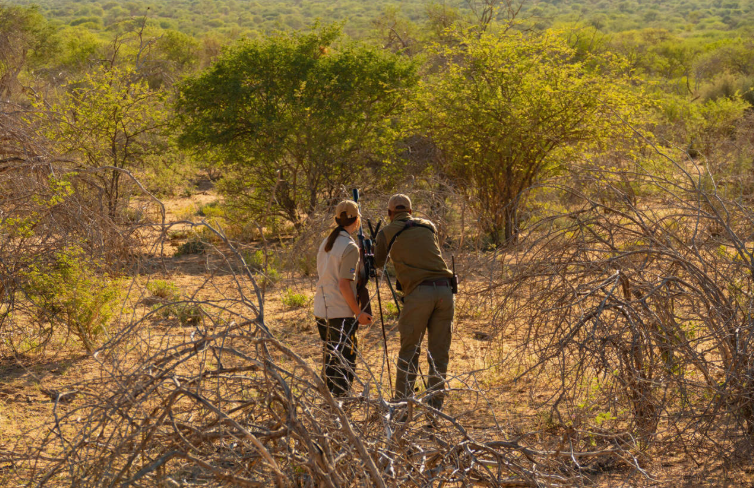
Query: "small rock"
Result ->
[[472, 330, 491, 341]]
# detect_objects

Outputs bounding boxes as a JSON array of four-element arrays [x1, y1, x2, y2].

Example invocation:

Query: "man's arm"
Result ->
[[373, 230, 388, 268]]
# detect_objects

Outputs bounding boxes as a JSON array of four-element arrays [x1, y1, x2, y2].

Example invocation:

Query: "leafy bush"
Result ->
[[295, 253, 317, 277], [282, 288, 310, 309], [243, 249, 280, 271], [151, 302, 203, 326], [197, 200, 223, 218], [23, 247, 120, 352], [174, 203, 198, 221], [168, 229, 190, 240], [176, 303, 203, 325], [262, 267, 282, 289], [176, 24, 418, 228], [146, 280, 181, 301], [174, 237, 206, 256], [243, 249, 283, 288], [383, 301, 399, 318]]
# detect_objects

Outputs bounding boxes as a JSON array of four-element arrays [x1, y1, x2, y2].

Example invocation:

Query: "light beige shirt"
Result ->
[[314, 231, 359, 319]]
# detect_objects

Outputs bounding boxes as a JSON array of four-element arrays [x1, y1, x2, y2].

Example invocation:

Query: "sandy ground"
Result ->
[[2, 192, 753, 487]]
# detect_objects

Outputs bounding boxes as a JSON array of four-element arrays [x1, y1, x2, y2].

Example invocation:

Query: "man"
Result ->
[[374, 194, 455, 410]]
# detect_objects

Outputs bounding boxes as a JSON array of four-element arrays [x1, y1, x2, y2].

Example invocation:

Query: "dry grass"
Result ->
[[3, 120, 754, 485]]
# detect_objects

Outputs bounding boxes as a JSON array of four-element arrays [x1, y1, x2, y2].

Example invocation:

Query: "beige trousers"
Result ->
[[394, 284, 454, 409]]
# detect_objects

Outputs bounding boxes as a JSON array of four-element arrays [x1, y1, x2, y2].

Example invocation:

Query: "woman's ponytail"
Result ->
[[324, 226, 344, 252], [324, 212, 358, 252]]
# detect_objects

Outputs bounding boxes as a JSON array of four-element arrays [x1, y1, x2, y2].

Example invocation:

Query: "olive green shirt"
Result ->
[[374, 212, 453, 296]]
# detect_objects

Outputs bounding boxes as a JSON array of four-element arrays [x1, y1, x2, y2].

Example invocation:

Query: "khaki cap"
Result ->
[[334, 200, 360, 220], [388, 194, 412, 211]]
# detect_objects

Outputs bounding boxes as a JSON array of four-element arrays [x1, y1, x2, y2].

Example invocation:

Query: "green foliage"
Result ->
[[151, 302, 203, 326], [23, 247, 120, 353], [0, 5, 60, 99], [243, 249, 281, 271], [197, 201, 223, 218], [282, 288, 310, 308], [146, 280, 181, 301], [415, 28, 643, 244], [142, 149, 199, 198], [176, 24, 418, 227], [262, 268, 282, 288], [295, 253, 317, 277], [13, 0, 754, 40], [174, 237, 206, 256], [657, 90, 749, 156], [383, 300, 399, 318], [175, 303, 203, 325], [146, 279, 203, 326], [39, 65, 169, 218], [243, 249, 283, 288]]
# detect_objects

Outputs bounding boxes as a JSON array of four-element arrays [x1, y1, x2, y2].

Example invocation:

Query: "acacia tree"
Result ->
[[0, 5, 59, 99], [41, 65, 168, 218], [415, 28, 642, 245], [176, 24, 418, 228]]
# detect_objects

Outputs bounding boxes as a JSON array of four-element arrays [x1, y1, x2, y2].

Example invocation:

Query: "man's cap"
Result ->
[[388, 194, 412, 212], [334, 200, 360, 220]]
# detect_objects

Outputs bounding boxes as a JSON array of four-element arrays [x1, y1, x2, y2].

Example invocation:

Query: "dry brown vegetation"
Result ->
[[4, 104, 754, 487]]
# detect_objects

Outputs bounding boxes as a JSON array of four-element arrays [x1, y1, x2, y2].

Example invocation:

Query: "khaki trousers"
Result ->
[[394, 284, 454, 409]]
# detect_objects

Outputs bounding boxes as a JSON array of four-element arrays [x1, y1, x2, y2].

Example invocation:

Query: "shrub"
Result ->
[[262, 267, 281, 289], [197, 200, 223, 218], [146, 280, 181, 301], [243, 249, 281, 271], [242, 249, 283, 288], [176, 303, 203, 325], [383, 301, 399, 318], [174, 237, 206, 256], [167, 229, 190, 241], [151, 302, 203, 326], [282, 288, 310, 309], [295, 253, 317, 277], [174, 203, 198, 221], [23, 247, 120, 352]]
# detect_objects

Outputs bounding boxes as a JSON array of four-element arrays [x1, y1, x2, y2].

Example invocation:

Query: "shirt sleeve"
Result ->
[[374, 229, 387, 268], [339, 243, 359, 280]]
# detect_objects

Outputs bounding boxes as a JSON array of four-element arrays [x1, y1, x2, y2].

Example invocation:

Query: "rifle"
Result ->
[[353, 189, 393, 396], [352, 189, 373, 316]]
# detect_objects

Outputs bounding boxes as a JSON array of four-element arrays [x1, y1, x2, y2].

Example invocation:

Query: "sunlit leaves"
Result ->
[[415, 28, 644, 244]]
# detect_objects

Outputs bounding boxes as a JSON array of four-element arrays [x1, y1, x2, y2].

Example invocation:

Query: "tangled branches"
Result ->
[[494, 159, 754, 473], [0, 102, 162, 353], [0, 207, 637, 487]]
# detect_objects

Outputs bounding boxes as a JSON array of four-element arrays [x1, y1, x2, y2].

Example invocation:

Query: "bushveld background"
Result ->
[[3, 0, 754, 486]]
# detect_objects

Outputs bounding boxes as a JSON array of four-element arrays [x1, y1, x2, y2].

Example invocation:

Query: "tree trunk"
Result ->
[[503, 202, 518, 246]]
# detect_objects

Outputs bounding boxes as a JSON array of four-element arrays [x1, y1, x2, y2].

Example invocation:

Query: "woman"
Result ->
[[313, 200, 373, 397]]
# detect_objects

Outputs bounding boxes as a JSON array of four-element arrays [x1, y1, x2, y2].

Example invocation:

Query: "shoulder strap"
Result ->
[[386, 219, 435, 257]]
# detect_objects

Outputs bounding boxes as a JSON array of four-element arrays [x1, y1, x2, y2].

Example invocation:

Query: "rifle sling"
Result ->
[[386, 219, 435, 257]]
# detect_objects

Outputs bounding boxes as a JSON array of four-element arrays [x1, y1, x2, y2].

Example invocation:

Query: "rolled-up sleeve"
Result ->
[[339, 243, 359, 280]]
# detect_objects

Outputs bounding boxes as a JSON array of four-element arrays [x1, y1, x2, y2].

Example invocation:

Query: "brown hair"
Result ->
[[324, 212, 358, 252]]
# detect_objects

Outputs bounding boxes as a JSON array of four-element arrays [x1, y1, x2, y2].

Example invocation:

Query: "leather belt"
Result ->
[[418, 278, 451, 287]]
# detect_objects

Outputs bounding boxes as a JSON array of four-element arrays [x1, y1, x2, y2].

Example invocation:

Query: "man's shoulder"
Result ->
[[409, 217, 436, 232], [378, 219, 406, 239], [381, 217, 436, 236]]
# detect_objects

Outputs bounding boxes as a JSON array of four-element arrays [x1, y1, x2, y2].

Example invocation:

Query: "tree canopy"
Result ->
[[414, 28, 643, 244], [176, 25, 418, 226]]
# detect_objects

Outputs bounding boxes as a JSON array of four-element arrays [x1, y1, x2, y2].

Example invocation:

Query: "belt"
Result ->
[[418, 278, 451, 287]]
